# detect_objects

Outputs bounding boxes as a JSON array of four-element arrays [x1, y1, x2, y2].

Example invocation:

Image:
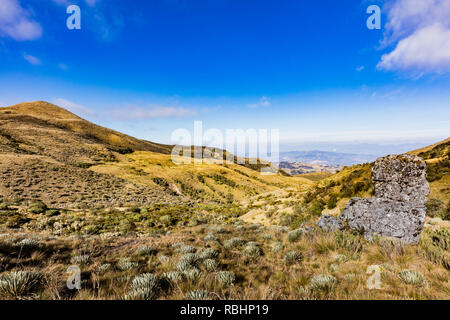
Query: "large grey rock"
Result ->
[[340, 198, 426, 244], [372, 154, 429, 204], [319, 154, 429, 244]]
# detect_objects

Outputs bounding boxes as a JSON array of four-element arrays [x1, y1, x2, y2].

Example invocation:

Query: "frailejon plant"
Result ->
[[272, 241, 283, 253], [204, 233, 217, 242], [124, 273, 161, 300], [163, 271, 184, 284], [185, 289, 211, 300], [244, 244, 262, 259], [158, 255, 170, 264], [177, 260, 195, 272], [136, 246, 156, 256], [398, 270, 426, 286], [179, 253, 200, 266], [179, 245, 197, 254], [283, 251, 302, 265], [309, 274, 338, 293], [199, 248, 219, 260], [224, 238, 244, 249], [97, 263, 111, 273], [288, 229, 303, 242], [117, 258, 139, 271], [0, 271, 43, 298], [16, 238, 41, 250], [333, 254, 348, 263], [183, 268, 202, 282], [71, 254, 90, 265], [216, 271, 235, 285], [203, 259, 218, 272]]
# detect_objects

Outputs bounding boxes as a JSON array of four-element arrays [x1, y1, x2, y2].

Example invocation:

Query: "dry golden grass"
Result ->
[[0, 221, 448, 300]]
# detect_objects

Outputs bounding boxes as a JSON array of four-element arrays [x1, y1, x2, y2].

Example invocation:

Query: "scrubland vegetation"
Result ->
[[0, 102, 448, 300]]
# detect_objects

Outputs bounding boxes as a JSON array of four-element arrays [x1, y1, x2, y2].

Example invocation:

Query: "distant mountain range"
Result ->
[[279, 150, 378, 167]]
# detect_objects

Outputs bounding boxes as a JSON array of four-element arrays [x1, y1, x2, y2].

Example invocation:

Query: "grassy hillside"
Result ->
[[0, 101, 302, 209], [91, 151, 309, 205], [1, 101, 173, 154]]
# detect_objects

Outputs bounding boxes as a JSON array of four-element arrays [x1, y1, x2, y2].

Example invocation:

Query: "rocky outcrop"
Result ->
[[319, 154, 429, 244]]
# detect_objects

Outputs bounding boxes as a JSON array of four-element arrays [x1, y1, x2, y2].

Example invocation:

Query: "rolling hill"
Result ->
[[0, 101, 305, 208]]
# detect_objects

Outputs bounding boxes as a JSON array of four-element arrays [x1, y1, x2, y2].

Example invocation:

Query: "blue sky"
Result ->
[[0, 0, 449, 155]]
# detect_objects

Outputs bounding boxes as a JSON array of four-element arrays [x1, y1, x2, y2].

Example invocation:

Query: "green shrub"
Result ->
[[327, 194, 338, 209], [28, 201, 47, 214], [288, 229, 303, 242], [335, 231, 363, 256]]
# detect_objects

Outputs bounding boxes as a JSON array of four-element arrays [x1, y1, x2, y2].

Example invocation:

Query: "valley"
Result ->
[[0, 102, 448, 300]]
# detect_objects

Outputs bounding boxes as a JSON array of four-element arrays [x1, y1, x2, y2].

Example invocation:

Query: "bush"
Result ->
[[244, 244, 262, 259], [288, 229, 303, 242], [136, 246, 156, 256], [199, 248, 219, 260], [272, 241, 283, 253], [326, 194, 338, 209], [124, 273, 162, 300], [185, 289, 211, 300], [398, 270, 426, 286], [71, 254, 90, 265], [216, 271, 235, 285], [183, 268, 202, 281], [28, 201, 47, 214], [335, 231, 363, 256], [0, 271, 43, 298], [426, 198, 444, 218], [160, 215, 174, 226], [283, 251, 302, 265], [309, 274, 337, 293], [163, 271, 184, 284], [117, 258, 138, 271], [308, 199, 325, 216], [224, 238, 244, 249], [203, 259, 218, 272], [179, 245, 197, 254]]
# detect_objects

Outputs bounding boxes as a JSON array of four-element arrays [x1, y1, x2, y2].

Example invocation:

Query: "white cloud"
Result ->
[[0, 0, 42, 41], [111, 105, 197, 120], [378, 23, 450, 75], [378, 0, 450, 76], [53, 98, 94, 117], [356, 66, 365, 72], [23, 53, 41, 65], [248, 96, 271, 109]]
